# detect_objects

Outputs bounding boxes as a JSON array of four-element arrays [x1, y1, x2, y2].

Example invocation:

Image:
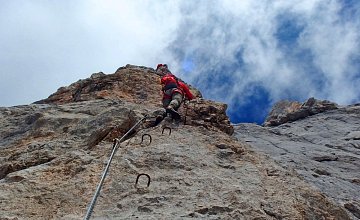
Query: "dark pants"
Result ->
[[163, 89, 183, 111]]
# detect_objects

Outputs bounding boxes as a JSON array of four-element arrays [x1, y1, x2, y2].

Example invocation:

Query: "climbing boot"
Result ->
[[166, 107, 181, 120], [154, 115, 164, 126]]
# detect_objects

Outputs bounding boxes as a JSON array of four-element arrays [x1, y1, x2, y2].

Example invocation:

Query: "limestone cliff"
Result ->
[[0, 65, 356, 219], [236, 98, 360, 219]]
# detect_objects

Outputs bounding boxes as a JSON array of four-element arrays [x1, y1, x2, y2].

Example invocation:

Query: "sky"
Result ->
[[0, 0, 359, 124]]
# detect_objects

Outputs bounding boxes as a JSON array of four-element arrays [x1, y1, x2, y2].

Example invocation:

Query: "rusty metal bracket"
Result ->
[[184, 105, 189, 125], [141, 134, 152, 145], [162, 127, 171, 136], [135, 173, 151, 188]]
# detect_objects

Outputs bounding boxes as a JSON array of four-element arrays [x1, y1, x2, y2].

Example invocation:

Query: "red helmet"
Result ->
[[156, 64, 168, 70], [156, 64, 163, 69]]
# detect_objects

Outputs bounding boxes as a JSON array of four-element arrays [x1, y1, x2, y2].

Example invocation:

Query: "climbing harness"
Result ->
[[84, 115, 148, 220]]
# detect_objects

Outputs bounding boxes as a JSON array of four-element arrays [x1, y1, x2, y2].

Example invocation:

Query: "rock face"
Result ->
[[35, 65, 165, 106], [34, 64, 232, 135], [0, 65, 355, 219], [236, 101, 360, 219], [264, 97, 338, 126]]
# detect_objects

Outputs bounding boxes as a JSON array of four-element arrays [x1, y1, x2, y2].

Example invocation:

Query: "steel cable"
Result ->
[[84, 115, 148, 220]]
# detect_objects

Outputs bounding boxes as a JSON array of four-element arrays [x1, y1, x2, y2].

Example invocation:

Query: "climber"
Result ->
[[155, 64, 194, 121]]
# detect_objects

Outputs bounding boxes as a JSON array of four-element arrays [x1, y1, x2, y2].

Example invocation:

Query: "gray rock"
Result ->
[[0, 98, 350, 219], [0, 66, 353, 219], [264, 97, 338, 126], [235, 104, 360, 219]]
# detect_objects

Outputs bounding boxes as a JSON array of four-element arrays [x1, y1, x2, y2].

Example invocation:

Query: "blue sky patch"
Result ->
[[182, 58, 195, 73], [227, 83, 272, 124], [275, 13, 304, 48], [338, 0, 359, 21]]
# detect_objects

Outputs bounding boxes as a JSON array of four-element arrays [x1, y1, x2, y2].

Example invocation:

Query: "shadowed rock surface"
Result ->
[[0, 65, 355, 219], [236, 100, 360, 219]]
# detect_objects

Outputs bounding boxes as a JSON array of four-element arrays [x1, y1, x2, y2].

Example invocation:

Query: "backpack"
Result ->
[[178, 81, 194, 100], [161, 73, 194, 100]]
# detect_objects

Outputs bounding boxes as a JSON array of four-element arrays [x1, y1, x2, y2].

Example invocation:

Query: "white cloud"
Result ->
[[0, 0, 359, 123], [298, 3, 360, 103], [0, 0, 182, 106], [167, 0, 360, 110]]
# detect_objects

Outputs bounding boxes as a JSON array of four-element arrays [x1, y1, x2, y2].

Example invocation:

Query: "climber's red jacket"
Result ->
[[160, 73, 194, 100]]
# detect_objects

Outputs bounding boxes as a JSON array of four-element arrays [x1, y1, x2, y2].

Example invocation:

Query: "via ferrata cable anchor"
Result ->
[[162, 127, 171, 136], [83, 115, 148, 220], [135, 173, 151, 188], [141, 134, 152, 145]]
